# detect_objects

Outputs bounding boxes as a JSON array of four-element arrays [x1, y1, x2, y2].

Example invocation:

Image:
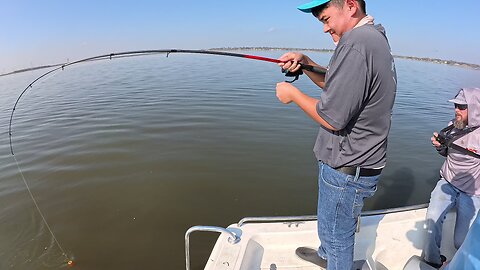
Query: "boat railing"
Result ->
[[185, 225, 240, 270], [238, 215, 316, 227]]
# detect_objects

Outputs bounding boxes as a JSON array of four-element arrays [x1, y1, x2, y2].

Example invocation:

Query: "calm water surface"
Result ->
[[1, 51, 480, 269]]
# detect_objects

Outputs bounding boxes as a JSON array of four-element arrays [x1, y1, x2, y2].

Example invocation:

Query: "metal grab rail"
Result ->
[[185, 225, 240, 270], [238, 215, 317, 227]]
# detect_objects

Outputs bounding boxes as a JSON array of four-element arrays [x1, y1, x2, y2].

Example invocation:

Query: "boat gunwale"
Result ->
[[237, 203, 429, 226]]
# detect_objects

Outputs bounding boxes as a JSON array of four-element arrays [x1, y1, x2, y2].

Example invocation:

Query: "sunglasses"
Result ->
[[455, 103, 468, 110]]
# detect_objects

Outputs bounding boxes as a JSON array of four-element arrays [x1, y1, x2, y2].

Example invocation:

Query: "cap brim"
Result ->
[[297, 0, 330, 13], [448, 98, 467, 105]]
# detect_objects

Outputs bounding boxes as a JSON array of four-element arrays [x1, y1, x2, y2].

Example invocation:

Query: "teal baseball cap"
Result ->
[[297, 0, 331, 13]]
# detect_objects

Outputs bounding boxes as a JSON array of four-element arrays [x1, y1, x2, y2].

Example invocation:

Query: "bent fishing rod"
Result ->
[[8, 49, 327, 155], [6, 49, 327, 267]]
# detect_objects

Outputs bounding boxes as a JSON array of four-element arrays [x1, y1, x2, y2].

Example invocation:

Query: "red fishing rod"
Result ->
[[8, 49, 327, 155], [122, 49, 327, 80]]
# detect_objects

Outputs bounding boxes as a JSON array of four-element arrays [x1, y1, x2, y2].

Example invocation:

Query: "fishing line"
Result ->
[[11, 154, 73, 266], [7, 48, 327, 267]]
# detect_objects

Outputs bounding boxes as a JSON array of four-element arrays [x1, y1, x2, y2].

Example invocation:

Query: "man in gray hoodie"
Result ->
[[423, 87, 480, 268]]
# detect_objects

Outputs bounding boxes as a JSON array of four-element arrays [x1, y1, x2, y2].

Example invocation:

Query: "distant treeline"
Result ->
[[2, 47, 479, 77]]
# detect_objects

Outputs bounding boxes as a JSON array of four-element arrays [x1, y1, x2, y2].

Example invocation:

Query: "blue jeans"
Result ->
[[316, 162, 379, 270], [444, 209, 480, 270], [423, 179, 480, 265]]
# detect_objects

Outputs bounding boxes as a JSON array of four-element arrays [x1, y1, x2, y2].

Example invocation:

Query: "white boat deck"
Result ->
[[194, 206, 456, 270]]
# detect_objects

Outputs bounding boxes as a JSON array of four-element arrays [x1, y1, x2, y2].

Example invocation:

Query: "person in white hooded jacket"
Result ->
[[423, 87, 480, 268]]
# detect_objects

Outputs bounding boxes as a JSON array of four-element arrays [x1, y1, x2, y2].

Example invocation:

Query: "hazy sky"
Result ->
[[2, 0, 479, 73]]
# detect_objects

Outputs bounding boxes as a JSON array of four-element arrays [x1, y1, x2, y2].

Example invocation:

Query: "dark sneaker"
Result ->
[[424, 255, 447, 269], [295, 247, 327, 268]]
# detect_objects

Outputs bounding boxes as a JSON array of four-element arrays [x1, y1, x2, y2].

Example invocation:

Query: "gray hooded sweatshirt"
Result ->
[[440, 88, 480, 196]]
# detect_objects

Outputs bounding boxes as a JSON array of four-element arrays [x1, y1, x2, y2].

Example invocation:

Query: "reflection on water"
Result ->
[[0, 51, 479, 269]]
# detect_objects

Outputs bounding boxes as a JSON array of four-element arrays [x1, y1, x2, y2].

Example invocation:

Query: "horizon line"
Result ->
[[2, 46, 479, 77]]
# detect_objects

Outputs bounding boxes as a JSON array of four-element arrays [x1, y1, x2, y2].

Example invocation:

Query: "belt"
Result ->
[[335, 166, 382, 177]]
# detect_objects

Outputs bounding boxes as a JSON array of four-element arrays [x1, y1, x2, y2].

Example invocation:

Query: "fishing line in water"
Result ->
[[8, 48, 327, 267], [11, 154, 74, 266]]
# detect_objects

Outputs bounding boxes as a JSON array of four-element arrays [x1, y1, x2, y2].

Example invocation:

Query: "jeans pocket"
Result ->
[[320, 164, 349, 190]]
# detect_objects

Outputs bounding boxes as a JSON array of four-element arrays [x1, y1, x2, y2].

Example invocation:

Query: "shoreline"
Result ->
[[2, 47, 479, 77]]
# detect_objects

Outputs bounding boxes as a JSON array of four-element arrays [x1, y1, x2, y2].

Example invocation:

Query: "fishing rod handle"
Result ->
[[300, 64, 327, 75]]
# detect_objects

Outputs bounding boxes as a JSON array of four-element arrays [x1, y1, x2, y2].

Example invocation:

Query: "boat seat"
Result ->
[[403, 255, 437, 270]]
